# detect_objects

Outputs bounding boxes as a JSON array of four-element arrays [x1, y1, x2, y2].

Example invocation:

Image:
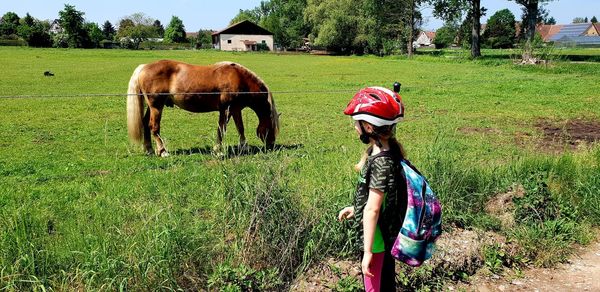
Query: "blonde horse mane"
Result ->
[[215, 61, 279, 136]]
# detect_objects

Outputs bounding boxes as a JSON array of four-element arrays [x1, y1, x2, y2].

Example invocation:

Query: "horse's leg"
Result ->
[[231, 108, 246, 148], [148, 105, 169, 157], [142, 107, 153, 155], [214, 106, 230, 152]]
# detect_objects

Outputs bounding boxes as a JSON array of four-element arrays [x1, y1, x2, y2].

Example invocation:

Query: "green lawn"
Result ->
[[1, 47, 600, 290]]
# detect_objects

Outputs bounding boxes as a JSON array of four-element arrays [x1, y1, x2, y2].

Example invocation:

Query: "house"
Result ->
[[415, 31, 436, 47], [49, 19, 62, 34], [211, 20, 274, 51], [548, 23, 596, 42]]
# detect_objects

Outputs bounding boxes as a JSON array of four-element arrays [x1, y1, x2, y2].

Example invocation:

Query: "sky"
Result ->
[[1, 0, 599, 32]]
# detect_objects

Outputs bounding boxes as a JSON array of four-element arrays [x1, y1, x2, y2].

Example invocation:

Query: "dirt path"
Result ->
[[455, 241, 600, 292]]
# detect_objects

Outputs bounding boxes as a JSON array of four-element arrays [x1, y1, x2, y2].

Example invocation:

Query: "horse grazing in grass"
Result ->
[[127, 60, 279, 157]]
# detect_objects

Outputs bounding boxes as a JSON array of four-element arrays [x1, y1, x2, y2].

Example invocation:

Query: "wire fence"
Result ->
[[0, 89, 360, 99]]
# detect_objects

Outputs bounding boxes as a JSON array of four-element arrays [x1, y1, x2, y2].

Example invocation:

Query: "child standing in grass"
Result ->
[[338, 86, 407, 292]]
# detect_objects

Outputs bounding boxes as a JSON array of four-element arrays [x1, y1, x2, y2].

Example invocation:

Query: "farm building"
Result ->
[[211, 20, 274, 51], [547, 23, 600, 46], [415, 31, 436, 47]]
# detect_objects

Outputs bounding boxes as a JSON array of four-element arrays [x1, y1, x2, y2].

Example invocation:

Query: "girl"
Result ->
[[338, 86, 407, 292]]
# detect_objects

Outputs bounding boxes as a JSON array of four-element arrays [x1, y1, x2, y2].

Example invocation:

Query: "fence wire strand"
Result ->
[[0, 89, 362, 99]]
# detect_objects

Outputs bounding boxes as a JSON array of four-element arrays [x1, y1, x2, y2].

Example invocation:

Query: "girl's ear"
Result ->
[[362, 122, 374, 133]]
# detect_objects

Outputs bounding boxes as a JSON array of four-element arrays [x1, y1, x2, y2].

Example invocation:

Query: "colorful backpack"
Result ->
[[391, 159, 442, 267]]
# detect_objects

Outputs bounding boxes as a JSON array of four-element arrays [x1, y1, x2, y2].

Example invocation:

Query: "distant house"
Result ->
[[415, 31, 436, 47], [49, 20, 62, 34], [544, 23, 600, 46], [211, 20, 274, 51]]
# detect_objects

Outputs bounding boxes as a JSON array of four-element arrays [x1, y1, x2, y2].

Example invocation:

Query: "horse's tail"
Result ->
[[127, 64, 146, 144]]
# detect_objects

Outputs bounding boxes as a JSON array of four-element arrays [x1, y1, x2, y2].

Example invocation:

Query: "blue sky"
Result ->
[[1, 0, 598, 32]]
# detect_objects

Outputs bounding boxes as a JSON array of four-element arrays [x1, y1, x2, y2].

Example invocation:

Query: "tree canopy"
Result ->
[[483, 9, 516, 48], [164, 16, 186, 43]]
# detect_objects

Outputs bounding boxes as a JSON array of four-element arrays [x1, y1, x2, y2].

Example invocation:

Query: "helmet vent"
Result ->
[[369, 93, 381, 100]]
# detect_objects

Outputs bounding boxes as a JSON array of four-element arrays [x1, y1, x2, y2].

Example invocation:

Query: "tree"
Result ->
[[195, 29, 213, 49], [592, 16, 598, 23], [405, 0, 426, 57], [434, 23, 458, 48], [102, 20, 116, 40], [153, 20, 164, 38], [572, 17, 586, 23], [428, 0, 485, 57], [164, 16, 186, 43], [0, 12, 20, 36], [546, 16, 556, 25], [584, 17, 588, 23], [230, 9, 261, 25], [116, 13, 157, 49], [27, 20, 52, 47], [304, 0, 361, 52], [85, 22, 103, 48], [58, 4, 89, 48], [483, 9, 516, 48], [510, 0, 556, 61]]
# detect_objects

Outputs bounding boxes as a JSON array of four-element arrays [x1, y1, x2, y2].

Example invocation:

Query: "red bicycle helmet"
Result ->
[[343, 86, 404, 126]]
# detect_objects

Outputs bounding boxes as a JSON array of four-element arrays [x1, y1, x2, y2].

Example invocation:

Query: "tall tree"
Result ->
[[572, 17, 586, 24], [85, 22, 103, 48], [584, 16, 589, 23], [102, 20, 116, 40], [164, 16, 186, 43], [428, 0, 485, 57], [592, 16, 598, 23], [510, 0, 556, 60], [483, 9, 516, 48], [0, 12, 21, 36], [116, 13, 156, 49], [153, 20, 164, 37], [304, 0, 361, 53], [58, 4, 88, 48], [405, 0, 425, 57]]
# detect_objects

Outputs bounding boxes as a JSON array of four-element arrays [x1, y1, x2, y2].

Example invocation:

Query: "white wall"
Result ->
[[218, 34, 274, 51]]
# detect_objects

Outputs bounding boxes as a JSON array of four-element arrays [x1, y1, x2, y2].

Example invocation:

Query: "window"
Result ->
[[227, 40, 232, 44]]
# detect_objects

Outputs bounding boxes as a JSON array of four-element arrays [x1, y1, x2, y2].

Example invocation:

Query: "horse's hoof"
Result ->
[[160, 151, 170, 157]]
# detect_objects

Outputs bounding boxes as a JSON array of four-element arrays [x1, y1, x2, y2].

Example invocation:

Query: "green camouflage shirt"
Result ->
[[352, 151, 406, 253]]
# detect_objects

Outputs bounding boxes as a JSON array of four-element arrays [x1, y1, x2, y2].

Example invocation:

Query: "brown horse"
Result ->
[[127, 60, 279, 157]]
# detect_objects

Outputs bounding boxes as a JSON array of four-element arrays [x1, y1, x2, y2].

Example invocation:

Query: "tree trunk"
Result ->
[[407, 0, 415, 57], [522, 1, 539, 61], [471, 0, 481, 58]]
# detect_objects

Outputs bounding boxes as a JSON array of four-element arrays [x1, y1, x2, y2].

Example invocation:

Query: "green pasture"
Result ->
[[1, 47, 600, 290]]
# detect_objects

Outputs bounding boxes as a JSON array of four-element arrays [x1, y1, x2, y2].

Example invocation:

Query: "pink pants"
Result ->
[[363, 252, 385, 292]]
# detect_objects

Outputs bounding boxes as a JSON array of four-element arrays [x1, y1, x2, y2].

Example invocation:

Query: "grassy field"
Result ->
[[1, 47, 600, 290]]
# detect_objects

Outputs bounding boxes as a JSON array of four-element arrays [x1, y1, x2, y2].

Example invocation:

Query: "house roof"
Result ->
[[212, 20, 273, 36], [549, 23, 593, 41], [425, 31, 436, 40], [555, 35, 600, 45], [537, 24, 564, 41], [594, 23, 600, 34]]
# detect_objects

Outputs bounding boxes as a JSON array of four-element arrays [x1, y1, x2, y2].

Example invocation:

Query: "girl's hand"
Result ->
[[337, 206, 355, 222], [362, 251, 374, 278]]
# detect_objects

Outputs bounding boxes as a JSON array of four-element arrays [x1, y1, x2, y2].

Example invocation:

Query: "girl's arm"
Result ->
[[362, 188, 384, 277]]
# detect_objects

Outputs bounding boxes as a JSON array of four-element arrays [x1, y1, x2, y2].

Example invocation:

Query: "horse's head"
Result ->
[[256, 92, 280, 149], [257, 112, 279, 149]]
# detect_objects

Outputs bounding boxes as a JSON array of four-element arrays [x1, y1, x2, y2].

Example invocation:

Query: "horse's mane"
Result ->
[[215, 61, 279, 135]]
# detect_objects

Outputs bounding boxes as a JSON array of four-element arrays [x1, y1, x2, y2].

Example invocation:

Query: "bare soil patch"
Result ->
[[452, 233, 600, 292], [535, 119, 600, 152], [485, 184, 525, 229]]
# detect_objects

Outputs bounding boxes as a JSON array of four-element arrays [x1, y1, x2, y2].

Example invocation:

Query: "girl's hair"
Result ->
[[354, 124, 405, 171]]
